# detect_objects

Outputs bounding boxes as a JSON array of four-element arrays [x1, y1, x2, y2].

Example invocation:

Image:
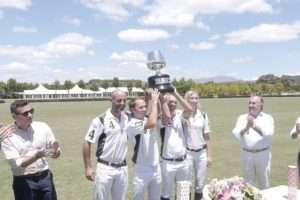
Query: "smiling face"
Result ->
[[186, 91, 199, 112], [13, 104, 34, 129], [248, 95, 263, 117], [111, 90, 127, 115], [168, 94, 177, 112], [131, 98, 147, 120]]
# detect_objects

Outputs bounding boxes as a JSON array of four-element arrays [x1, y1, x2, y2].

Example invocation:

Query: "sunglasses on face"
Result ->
[[16, 108, 34, 117]]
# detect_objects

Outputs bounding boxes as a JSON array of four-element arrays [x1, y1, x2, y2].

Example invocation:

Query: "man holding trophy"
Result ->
[[146, 50, 193, 200]]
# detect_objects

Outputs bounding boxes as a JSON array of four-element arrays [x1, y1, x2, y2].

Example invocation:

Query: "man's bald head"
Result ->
[[111, 90, 127, 116]]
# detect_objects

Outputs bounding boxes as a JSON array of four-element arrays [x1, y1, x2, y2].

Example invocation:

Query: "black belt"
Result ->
[[162, 154, 186, 162], [97, 158, 127, 168], [243, 147, 269, 153], [14, 170, 49, 179], [187, 144, 207, 152]]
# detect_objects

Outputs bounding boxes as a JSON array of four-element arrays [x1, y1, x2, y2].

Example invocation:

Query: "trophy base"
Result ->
[[148, 74, 174, 93]]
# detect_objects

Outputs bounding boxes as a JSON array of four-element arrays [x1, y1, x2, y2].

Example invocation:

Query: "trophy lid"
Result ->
[[147, 50, 166, 71]]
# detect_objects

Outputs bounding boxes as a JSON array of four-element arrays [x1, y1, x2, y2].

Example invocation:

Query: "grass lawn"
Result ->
[[0, 97, 299, 199]]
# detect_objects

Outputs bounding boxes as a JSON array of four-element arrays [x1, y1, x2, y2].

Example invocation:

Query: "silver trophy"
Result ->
[[147, 50, 174, 93]]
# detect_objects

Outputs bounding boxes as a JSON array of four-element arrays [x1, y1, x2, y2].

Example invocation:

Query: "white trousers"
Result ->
[[187, 150, 207, 193], [241, 150, 271, 189], [160, 160, 190, 199], [94, 163, 128, 200], [133, 165, 161, 200]]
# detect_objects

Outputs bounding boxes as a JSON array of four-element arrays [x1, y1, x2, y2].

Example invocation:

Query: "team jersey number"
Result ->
[[109, 121, 115, 129], [88, 130, 95, 140]]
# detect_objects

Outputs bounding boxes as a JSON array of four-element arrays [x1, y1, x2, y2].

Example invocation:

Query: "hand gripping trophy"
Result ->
[[147, 50, 174, 93]]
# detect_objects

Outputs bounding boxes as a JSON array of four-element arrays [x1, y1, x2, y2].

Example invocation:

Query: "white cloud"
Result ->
[[168, 44, 179, 49], [118, 29, 170, 42], [140, 0, 272, 27], [44, 32, 95, 57], [62, 16, 81, 26], [110, 50, 146, 62], [0, 0, 32, 10], [0, 62, 32, 72], [196, 21, 210, 32], [53, 68, 63, 73], [208, 34, 221, 41], [0, 32, 95, 64], [225, 22, 300, 44], [0, 62, 36, 81], [232, 56, 253, 63], [12, 26, 38, 33], [80, 0, 145, 21], [189, 42, 216, 50]]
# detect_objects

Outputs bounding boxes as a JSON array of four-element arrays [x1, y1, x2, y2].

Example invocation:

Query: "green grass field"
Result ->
[[0, 97, 299, 199]]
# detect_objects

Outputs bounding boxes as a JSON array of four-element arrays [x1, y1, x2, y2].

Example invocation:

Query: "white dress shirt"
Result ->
[[1, 121, 56, 176], [232, 112, 274, 149]]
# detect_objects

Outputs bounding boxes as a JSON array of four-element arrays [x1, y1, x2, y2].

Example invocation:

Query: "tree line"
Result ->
[[0, 77, 143, 98], [1, 74, 300, 98]]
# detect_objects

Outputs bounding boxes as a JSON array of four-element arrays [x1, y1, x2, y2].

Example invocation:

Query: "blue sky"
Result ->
[[0, 0, 299, 83]]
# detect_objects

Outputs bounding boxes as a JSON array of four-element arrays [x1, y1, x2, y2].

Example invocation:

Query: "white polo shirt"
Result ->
[[127, 117, 160, 167], [232, 112, 274, 149], [184, 110, 210, 149], [160, 110, 186, 159], [1, 121, 56, 176], [85, 109, 129, 163]]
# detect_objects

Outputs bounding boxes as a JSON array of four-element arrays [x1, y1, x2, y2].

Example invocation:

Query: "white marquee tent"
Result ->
[[22, 85, 143, 100]]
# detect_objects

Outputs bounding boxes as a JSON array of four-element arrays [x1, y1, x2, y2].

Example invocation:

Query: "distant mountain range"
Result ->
[[193, 76, 242, 83]]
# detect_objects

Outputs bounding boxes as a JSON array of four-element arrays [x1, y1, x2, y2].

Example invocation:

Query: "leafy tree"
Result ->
[[53, 80, 61, 90], [274, 82, 284, 95], [112, 77, 119, 87], [127, 81, 134, 89], [135, 80, 143, 88], [89, 83, 99, 91], [78, 80, 86, 89], [0, 81, 7, 96], [101, 80, 109, 89], [63, 80, 74, 89]]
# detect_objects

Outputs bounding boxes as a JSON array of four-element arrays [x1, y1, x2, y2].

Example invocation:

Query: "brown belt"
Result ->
[[243, 147, 269, 153]]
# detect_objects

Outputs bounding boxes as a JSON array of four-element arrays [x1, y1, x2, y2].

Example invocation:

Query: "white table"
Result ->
[[261, 185, 300, 200]]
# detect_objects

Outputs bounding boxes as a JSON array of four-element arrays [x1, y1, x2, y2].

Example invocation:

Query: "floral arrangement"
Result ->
[[203, 176, 263, 200]]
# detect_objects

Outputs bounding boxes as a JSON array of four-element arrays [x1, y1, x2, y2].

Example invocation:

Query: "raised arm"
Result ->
[[173, 89, 193, 113], [144, 89, 160, 130], [160, 93, 172, 126]]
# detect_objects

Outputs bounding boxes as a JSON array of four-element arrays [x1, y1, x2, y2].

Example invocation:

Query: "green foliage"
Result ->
[[112, 77, 119, 87], [63, 80, 74, 90], [1, 73, 300, 98], [77, 80, 86, 89]]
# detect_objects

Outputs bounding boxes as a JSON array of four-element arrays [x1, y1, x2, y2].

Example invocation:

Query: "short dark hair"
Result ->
[[10, 100, 29, 114]]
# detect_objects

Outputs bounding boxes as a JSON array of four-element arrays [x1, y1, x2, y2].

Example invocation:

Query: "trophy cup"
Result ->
[[147, 50, 174, 93]]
